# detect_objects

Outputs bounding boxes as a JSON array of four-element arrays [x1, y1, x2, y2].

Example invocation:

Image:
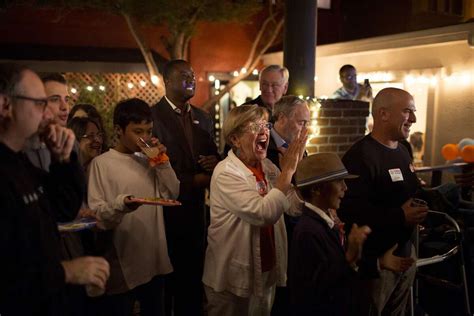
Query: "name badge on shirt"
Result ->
[[388, 168, 404, 182]]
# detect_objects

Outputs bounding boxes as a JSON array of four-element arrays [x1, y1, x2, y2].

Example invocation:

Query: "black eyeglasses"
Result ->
[[11, 95, 48, 111]]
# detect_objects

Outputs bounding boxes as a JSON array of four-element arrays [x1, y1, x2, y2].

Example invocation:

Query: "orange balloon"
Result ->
[[461, 145, 474, 163], [441, 143, 459, 161]]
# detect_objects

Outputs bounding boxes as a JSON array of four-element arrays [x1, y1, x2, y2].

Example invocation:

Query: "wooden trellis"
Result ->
[[64, 72, 165, 109], [64, 72, 165, 147]]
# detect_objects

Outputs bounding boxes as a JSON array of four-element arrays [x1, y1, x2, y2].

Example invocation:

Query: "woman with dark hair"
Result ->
[[68, 103, 108, 151], [68, 117, 104, 174], [69, 103, 102, 122]]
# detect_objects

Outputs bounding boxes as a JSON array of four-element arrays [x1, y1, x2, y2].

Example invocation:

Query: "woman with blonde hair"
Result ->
[[203, 105, 307, 316]]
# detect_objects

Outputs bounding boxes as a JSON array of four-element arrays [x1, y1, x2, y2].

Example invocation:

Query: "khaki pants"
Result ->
[[205, 272, 276, 316], [355, 245, 416, 316]]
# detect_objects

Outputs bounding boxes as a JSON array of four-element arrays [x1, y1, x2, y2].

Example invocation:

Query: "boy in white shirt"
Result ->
[[88, 98, 179, 315]]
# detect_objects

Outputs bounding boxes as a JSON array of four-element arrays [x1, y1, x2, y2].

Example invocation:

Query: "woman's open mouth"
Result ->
[[255, 137, 268, 152]]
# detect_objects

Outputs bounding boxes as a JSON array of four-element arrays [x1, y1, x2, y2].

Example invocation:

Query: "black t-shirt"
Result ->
[[338, 134, 419, 278]]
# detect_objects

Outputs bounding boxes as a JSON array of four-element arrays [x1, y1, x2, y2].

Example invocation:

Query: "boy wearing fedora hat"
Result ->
[[288, 153, 371, 315]]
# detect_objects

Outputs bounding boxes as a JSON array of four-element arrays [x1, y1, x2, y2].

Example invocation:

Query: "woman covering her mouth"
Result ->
[[203, 105, 307, 316]]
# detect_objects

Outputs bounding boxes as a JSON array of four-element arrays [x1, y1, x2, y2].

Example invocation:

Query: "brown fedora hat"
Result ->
[[295, 153, 358, 188]]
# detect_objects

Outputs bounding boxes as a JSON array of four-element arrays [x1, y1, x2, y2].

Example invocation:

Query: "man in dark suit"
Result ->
[[151, 60, 220, 316], [267, 95, 310, 168], [267, 95, 310, 316], [244, 65, 289, 119]]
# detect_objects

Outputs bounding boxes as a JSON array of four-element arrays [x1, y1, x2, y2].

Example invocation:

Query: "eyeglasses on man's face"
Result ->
[[247, 122, 273, 134], [81, 132, 104, 141], [11, 95, 48, 111]]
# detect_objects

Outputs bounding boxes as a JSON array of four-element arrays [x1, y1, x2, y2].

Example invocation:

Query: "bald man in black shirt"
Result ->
[[338, 88, 428, 315]]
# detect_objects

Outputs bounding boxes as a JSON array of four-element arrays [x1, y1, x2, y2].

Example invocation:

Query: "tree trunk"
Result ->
[[201, 17, 284, 111], [122, 12, 160, 79], [182, 34, 191, 61]]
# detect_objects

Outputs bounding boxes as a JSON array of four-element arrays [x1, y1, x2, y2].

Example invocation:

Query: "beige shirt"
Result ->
[[88, 149, 179, 294]]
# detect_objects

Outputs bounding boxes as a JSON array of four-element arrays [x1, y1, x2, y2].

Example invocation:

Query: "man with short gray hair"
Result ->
[[267, 95, 309, 316], [267, 95, 310, 165], [244, 65, 289, 117]]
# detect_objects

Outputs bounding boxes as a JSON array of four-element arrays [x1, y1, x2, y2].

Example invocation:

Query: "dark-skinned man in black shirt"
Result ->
[[151, 60, 220, 316]]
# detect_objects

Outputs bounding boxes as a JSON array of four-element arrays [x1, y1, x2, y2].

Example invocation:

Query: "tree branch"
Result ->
[[202, 17, 284, 111], [122, 11, 160, 79]]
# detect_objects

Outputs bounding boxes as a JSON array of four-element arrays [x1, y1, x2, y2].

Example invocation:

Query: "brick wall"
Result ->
[[307, 99, 370, 156]]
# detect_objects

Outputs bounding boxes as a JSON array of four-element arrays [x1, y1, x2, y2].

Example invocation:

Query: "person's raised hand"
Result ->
[[43, 124, 75, 163], [150, 137, 167, 155], [61, 256, 110, 289], [279, 126, 308, 175]]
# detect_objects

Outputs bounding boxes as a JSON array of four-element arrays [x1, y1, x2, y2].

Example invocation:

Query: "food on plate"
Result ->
[[130, 197, 182, 206]]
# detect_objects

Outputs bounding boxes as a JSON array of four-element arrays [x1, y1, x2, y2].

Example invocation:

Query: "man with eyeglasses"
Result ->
[[0, 63, 110, 316], [244, 65, 289, 119], [331, 64, 373, 101], [23, 72, 94, 314]]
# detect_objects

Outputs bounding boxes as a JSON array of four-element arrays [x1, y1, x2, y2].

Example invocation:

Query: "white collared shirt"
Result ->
[[304, 202, 335, 229], [164, 96, 190, 114], [270, 128, 287, 148]]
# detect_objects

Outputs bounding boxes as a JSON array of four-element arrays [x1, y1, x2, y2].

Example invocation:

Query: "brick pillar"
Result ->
[[307, 100, 370, 156]]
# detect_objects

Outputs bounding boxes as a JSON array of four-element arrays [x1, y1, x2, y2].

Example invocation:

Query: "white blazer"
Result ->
[[202, 150, 302, 298]]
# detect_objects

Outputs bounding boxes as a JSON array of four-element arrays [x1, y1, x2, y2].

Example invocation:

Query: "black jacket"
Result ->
[[289, 206, 355, 315], [0, 143, 84, 316], [151, 97, 219, 235]]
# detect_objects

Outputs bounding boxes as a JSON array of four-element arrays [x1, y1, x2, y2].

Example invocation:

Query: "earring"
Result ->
[[234, 148, 241, 157]]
